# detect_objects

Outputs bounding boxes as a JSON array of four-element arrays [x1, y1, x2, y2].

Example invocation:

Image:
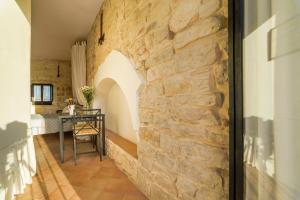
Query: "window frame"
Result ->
[[228, 0, 244, 199], [31, 83, 54, 105]]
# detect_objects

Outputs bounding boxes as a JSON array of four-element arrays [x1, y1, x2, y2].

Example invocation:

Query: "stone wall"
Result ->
[[31, 60, 72, 114], [106, 138, 138, 182], [87, 0, 229, 199]]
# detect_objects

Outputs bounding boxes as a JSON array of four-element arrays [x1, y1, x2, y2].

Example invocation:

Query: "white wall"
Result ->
[[0, 1, 36, 199], [243, 17, 274, 121], [94, 50, 143, 143], [0, 0, 31, 132], [272, 0, 300, 195], [106, 84, 136, 143]]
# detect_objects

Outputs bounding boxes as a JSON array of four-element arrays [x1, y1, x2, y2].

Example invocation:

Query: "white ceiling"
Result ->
[[31, 0, 104, 60]]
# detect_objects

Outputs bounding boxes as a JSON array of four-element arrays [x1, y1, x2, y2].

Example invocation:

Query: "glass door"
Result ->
[[243, 0, 300, 199]]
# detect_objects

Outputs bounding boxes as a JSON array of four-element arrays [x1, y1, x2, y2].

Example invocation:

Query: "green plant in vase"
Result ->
[[80, 86, 95, 109]]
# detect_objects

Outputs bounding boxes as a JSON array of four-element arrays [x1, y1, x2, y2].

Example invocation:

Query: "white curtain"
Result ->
[[71, 41, 86, 105]]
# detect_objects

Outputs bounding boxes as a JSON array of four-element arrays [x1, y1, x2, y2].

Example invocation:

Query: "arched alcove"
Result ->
[[93, 50, 143, 143]]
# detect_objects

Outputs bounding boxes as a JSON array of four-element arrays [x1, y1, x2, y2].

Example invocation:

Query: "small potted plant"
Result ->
[[80, 86, 95, 109]]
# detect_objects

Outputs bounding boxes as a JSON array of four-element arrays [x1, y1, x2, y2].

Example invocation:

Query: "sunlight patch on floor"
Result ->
[[15, 134, 147, 200]]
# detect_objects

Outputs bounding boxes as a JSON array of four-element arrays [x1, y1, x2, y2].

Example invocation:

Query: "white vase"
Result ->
[[69, 105, 75, 115]]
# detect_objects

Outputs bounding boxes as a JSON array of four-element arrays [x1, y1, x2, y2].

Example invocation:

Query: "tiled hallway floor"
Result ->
[[16, 133, 147, 200]]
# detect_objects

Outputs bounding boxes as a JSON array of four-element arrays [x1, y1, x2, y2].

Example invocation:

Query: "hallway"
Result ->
[[16, 134, 147, 200]]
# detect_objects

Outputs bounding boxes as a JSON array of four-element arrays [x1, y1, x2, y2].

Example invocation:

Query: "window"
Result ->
[[31, 84, 53, 105]]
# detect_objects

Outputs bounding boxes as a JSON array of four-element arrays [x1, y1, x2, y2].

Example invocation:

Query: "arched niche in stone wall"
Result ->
[[93, 50, 143, 143]]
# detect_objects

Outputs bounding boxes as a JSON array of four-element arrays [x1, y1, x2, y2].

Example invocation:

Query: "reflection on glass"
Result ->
[[43, 85, 51, 101], [33, 85, 41, 101], [243, 0, 300, 199]]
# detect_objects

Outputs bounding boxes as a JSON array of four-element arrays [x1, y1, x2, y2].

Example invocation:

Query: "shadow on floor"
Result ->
[[15, 133, 147, 200]]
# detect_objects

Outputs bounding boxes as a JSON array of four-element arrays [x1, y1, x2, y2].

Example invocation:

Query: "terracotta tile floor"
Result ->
[[15, 133, 147, 200]]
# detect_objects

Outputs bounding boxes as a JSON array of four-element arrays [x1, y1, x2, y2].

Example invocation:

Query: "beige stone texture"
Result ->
[[86, 0, 229, 199], [106, 139, 138, 182], [31, 60, 72, 114], [174, 16, 224, 49], [169, 0, 200, 33], [198, 0, 221, 19]]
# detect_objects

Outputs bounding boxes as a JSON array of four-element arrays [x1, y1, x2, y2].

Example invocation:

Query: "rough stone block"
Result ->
[[160, 130, 180, 155], [153, 172, 177, 196], [149, 0, 171, 21], [174, 17, 223, 49], [175, 37, 217, 73], [178, 139, 228, 169], [178, 160, 223, 189], [190, 69, 213, 93], [150, 183, 178, 200], [170, 93, 223, 108], [163, 74, 192, 96], [146, 59, 176, 82], [199, 0, 221, 19], [147, 65, 161, 82], [138, 140, 157, 171], [145, 40, 174, 69], [176, 176, 198, 199], [169, 0, 200, 33], [155, 151, 177, 173], [170, 106, 212, 122], [106, 139, 138, 182], [139, 126, 160, 147], [139, 109, 154, 125], [136, 166, 152, 197], [145, 82, 164, 98]]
